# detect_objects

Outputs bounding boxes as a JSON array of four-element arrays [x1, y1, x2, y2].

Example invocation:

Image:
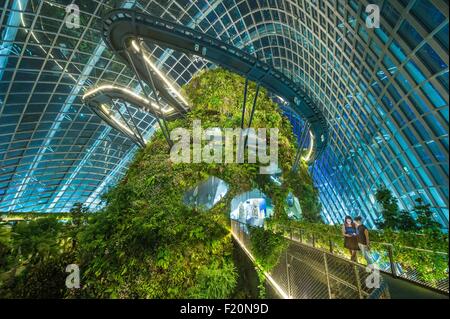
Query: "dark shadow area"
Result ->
[[382, 274, 449, 299], [231, 240, 260, 299]]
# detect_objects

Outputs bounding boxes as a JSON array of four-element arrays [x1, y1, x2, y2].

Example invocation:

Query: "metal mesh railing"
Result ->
[[270, 223, 449, 294], [231, 219, 390, 299]]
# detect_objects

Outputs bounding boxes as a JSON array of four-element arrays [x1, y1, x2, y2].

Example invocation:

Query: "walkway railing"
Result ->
[[269, 223, 449, 294], [231, 219, 390, 299]]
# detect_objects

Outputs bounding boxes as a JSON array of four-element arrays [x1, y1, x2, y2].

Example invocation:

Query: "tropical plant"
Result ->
[[70, 203, 89, 228], [0, 224, 12, 270], [0, 216, 78, 298], [11, 217, 63, 263], [249, 225, 288, 272], [375, 185, 418, 231], [4, 252, 75, 299], [247, 224, 288, 298], [267, 217, 448, 287], [413, 198, 442, 233], [397, 210, 419, 232], [0, 68, 323, 299], [187, 260, 238, 298]]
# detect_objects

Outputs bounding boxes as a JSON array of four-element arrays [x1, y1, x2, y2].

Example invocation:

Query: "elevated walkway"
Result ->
[[231, 220, 449, 299], [86, 9, 329, 161]]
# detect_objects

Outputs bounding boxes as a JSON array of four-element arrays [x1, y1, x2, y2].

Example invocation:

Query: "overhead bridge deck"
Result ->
[[93, 9, 328, 161]]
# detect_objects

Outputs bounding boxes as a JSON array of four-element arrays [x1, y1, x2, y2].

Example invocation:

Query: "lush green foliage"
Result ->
[[76, 68, 321, 298], [374, 185, 416, 231], [267, 218, 448, 286], [1, 68, 446, 296], [249, 226, 288, 273], [413, 198, 442, 232], [374, 186, 443, 234], [248, 225, 288, 298], [5, 252, 75, 298], [371, 186, 448, 285], [0, 217, 77, 298], [0, 68, 322, 298], [11, 218, 64, 263], [0, 224, 11, 270], [286, 165, 322, 223]]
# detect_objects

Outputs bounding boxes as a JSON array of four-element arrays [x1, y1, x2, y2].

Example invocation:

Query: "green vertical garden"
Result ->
[[0, 68, 447, 298], [0, 68, 321, 298]]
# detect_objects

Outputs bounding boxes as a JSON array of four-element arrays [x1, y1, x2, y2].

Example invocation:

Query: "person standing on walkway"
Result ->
[[354, 216, 373, 264], [342, 216, 359, 262]]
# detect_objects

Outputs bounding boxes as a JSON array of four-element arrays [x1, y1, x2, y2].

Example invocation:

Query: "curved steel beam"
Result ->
[[82, 85, 182, 147], [82, 84, 180, 120], [101, 9, 328, 161], [85, 99, 145, 148]]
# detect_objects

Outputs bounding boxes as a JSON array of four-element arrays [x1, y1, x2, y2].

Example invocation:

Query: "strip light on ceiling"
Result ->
[[17, 0, 78, 83], [83, 84, 174, 114], [302, 131, 314, 162], [131, 39, 190, 107]]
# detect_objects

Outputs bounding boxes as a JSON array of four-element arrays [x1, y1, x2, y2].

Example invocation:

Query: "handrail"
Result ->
[[273, 222, 449, 256], [231, 219, 390, 299], [270, 222, 449, 293]]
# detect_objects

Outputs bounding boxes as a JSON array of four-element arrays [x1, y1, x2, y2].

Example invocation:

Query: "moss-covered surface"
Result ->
[[267, 219, 449, 287], [0, 68, 320, 298], [75, 68, 322, 298], [0, 69, 448, 298], [1, 68, 447, 297]]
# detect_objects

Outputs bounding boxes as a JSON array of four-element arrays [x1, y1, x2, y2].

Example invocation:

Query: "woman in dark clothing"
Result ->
[[342, 215, 359, 262]]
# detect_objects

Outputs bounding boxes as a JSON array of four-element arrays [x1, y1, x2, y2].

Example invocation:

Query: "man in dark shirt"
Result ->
[[354, 216, 373, 264]]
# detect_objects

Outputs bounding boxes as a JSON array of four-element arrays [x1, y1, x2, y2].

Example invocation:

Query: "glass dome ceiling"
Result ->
[[0, 0, 448, 229]]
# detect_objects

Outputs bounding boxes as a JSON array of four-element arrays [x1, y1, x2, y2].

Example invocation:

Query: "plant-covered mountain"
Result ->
[[0, 68, 322, 298], [76, 68, 321, 298]]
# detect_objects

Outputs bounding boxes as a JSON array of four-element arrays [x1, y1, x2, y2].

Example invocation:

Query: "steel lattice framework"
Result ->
[[85, 8, 328, 159], [0, 0, 448, 229]]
